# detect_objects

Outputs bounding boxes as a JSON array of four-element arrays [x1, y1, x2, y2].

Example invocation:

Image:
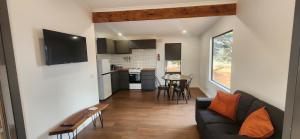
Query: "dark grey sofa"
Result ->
[[195, 90, 284, 139]]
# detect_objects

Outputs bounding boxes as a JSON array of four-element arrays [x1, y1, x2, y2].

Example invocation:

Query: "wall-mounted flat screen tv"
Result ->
[[43, 29, 88, 65]]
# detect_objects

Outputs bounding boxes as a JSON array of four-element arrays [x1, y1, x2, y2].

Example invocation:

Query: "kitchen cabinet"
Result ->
[[110, 71, 119, 94], [119, 70, 129, 90], [141, 70, 156, 91], [97, 38, 156, 54], [115, 40, 132, 54], [97, 38, 116, 54], [130, 39, 156, 49]]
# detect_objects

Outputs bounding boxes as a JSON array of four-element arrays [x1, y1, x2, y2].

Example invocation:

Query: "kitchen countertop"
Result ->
[[110, 68, 129, 73], [110, 68, 156, 73], [141, 68, 156, 71]]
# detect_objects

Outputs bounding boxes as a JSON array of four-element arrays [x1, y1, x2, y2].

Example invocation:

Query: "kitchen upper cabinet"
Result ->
[[130, 39, 156, 49], [97, 38, 156, 54], [115, 40, 132, 54], [97, 38, 115, 54]]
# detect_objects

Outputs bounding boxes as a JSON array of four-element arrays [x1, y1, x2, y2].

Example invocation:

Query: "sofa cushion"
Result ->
[[209, 91, 241, 121], [234, 90, 257, 125], [196, 110, 236, 125], [247, 100, 284, 139], [239, 107, 274, 138], [206, 123, 251, 139], [196, 97, 213, 109]]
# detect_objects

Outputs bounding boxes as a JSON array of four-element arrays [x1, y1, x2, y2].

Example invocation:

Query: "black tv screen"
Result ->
[[43, 29, 88, 65]]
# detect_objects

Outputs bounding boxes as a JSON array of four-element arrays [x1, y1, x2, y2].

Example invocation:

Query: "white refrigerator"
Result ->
[[97, 59, 112, 100]]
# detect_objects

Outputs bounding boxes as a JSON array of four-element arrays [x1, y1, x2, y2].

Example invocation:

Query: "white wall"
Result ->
[[198, 0, 295, 110], [156, 36, 201, 88], [7, 0, 99, 138], [97, 49, 157, 68]]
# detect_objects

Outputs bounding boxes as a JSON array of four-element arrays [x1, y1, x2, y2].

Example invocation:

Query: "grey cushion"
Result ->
[[195, 97, 212, 109], [234, 90, 257, 125], [206, 123, 251, 139], [196, 110, 236, 125]]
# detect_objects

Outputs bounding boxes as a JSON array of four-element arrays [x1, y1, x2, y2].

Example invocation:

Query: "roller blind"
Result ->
[[165, 43, 181, 60]]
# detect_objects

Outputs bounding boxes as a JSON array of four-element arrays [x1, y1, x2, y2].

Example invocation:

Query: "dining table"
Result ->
[[161, 74, 191, 100]]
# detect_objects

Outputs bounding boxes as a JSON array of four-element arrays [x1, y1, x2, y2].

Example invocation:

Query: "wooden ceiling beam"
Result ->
[[92, 3, 236, 23]]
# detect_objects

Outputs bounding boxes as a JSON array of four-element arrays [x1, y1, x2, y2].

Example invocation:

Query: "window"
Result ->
[[166, 60, 181, 73], [211, 30, 233, 90], [165, 43, 181, 74]]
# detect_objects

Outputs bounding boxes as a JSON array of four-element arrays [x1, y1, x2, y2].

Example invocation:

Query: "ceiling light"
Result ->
[[118, 33, 123, 36], [182, 30, 187, 34], [72, 36, 79, 39]]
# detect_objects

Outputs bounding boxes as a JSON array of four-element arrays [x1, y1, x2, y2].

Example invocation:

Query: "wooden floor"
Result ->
[[78, 88, 206, 139]]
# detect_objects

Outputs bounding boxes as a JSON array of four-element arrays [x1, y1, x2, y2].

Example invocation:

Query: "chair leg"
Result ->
[[176, 91, 179, 104], [167, 88, 170, 100], [157, 89, 161, 100], [171, 89, 175, 100], [183, 91, 188, 104], [187, 88, 191, 99]]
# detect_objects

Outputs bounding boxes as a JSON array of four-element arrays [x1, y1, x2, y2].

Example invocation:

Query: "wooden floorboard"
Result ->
[[78, 88, 206, 139]]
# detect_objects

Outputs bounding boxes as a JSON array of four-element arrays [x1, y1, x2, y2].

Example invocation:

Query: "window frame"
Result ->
[[209, 30, 233, 92]]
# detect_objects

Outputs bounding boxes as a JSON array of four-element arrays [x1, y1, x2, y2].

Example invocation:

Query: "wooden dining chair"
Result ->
[[156, 76, 169, 100], [173, 80, 188, 104]]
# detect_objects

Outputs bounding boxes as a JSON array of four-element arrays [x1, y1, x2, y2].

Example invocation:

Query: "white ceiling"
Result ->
[[77, 0, 237, 12], [95, 17, 222, 37]]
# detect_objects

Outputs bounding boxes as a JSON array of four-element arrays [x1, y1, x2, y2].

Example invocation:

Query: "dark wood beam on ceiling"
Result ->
[[92, 3, 236, 23]]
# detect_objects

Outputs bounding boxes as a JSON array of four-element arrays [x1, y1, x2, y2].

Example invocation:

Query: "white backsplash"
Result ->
[[97, 49, 157, 68]]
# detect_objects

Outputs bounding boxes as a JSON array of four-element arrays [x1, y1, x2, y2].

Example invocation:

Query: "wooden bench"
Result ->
[[49, 103, 109, 139]]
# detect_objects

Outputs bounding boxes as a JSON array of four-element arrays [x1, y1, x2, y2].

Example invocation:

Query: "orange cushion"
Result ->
[[208, 91, 240, 121], [239, 107, 274, 138]]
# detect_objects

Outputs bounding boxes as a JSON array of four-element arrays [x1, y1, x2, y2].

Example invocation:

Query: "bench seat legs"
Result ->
[[98, 112, 104, 128]]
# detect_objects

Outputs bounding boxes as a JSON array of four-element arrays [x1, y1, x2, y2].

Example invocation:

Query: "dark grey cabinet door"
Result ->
[[106, 39, 115, 54], [130, 39, 156, 49], [141, 71, 155, 91], [141, 79, 155, 91], [115, 40, 131, 54], [119, 71, 129, 90], [97, 38, 115, 54], [111, 72, 119, 93]]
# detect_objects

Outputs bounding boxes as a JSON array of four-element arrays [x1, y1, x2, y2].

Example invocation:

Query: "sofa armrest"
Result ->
[[196, 97, 213, 109]]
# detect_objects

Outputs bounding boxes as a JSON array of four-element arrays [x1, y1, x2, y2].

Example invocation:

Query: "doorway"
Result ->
[[0, 0, 26, 138], [283, 0, 300, 138]]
